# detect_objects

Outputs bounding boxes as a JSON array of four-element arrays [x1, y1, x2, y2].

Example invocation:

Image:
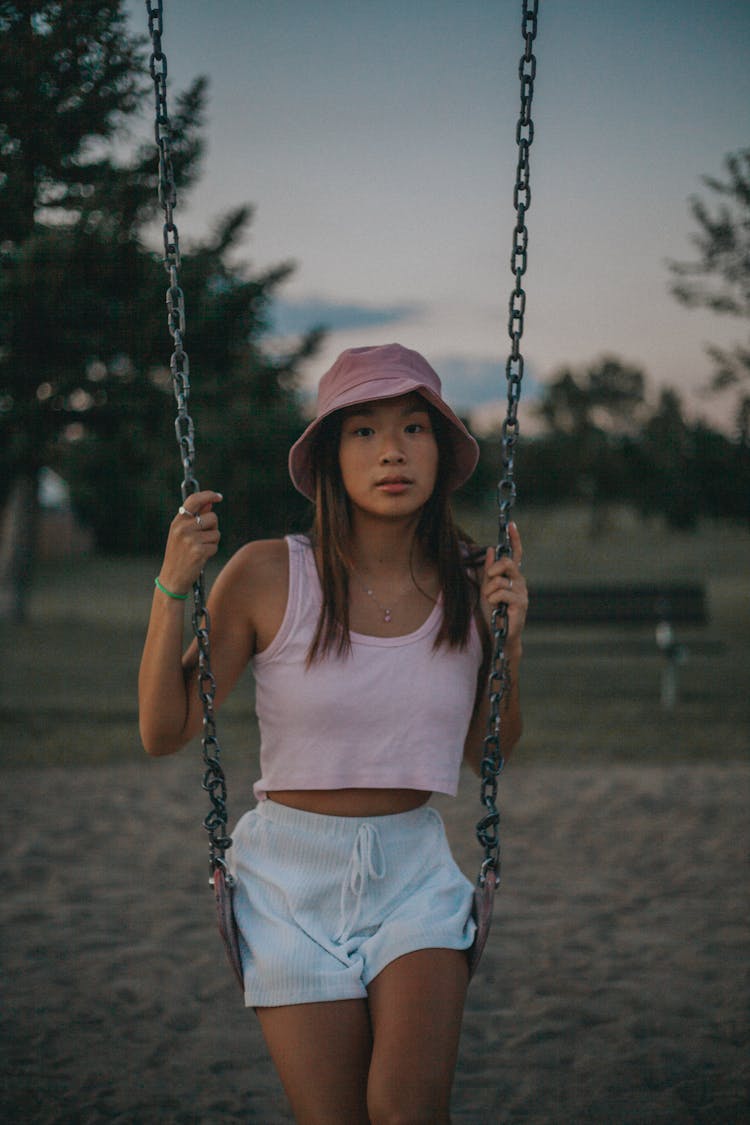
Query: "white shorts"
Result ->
[[228, 800, 476, 1008]]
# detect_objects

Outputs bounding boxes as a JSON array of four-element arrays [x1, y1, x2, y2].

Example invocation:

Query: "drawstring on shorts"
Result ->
[[335, 822, 386, 943]]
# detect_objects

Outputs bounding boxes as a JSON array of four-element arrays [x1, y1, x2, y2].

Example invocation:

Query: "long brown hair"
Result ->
[[305, 400, 486, 665]]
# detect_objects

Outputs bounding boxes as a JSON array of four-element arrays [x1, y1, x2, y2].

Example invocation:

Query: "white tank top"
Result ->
[[251, 535, 483, 801]]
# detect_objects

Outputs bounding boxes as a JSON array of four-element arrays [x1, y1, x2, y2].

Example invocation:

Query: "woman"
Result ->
[[139, 342, 527, 1124]]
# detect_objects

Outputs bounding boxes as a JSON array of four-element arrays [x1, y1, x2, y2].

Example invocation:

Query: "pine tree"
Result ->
[[0, 0, 321, 618]]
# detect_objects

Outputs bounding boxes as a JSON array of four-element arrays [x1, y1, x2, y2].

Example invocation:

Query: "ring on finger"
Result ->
[[178, 505, 203, 529]]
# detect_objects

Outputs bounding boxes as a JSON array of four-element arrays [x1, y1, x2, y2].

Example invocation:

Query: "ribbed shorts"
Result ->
[[228, 800, 476, 1008]]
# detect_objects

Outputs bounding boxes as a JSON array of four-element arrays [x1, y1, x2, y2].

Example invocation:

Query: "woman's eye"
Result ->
[[405, 422, 426, 434], [353, 426, 374, 437]]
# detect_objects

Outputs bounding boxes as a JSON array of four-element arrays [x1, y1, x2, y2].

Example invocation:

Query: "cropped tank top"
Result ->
[[251, 535, 483, 800]]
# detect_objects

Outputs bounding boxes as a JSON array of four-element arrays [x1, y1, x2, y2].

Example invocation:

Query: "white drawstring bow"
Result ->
[[335, 823, 386, 943]]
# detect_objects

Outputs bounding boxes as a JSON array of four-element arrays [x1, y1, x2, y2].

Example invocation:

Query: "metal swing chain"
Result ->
[[145, 0, 233, 882], [475, 0, 539, 885]]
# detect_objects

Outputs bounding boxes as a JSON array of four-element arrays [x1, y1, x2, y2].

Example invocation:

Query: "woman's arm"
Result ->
[[138, 491, 258, 756], [463, 522, 528, 774]]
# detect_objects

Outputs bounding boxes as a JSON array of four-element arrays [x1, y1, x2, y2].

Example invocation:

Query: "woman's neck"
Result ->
[[348, 511, 427, 579]]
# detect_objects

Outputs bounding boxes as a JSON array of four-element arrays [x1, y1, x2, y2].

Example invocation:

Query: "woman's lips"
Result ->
[[375, 481, 411, 495], [376, 478, 411, 494]]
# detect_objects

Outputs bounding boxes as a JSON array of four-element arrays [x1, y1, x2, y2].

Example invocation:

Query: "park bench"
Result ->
[[525, 583, 715, 710]]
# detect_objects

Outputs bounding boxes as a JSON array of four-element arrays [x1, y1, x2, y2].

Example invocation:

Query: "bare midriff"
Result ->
[[267, 788, 431, 817]]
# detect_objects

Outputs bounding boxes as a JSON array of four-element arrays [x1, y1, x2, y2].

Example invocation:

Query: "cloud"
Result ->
[[270, 297, 421, 337], [433, 354, 543, 414]]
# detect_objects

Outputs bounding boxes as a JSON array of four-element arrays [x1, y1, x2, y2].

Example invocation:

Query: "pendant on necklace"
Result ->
[[365, 586, 392, 623]]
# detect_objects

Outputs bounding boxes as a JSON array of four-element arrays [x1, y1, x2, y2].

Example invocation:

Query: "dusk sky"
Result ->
[[125, 1, 750, 432]]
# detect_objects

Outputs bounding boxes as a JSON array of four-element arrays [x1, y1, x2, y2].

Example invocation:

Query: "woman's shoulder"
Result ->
[[210, 537, 288, 603], [224, 537, 290, 584], [212, 539, 293, 652]]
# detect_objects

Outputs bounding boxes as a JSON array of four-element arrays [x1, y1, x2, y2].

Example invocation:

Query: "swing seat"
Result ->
[[212, 866, 244, 990], [468, 867, 498, 979]]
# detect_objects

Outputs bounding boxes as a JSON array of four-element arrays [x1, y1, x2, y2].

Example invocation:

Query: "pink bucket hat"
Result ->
[[288, 343, 479, 500]]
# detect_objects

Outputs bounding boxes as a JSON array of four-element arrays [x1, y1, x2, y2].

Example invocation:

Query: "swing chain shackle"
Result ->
[[145, 0, 232, 879], [476, 0, 539, 886]]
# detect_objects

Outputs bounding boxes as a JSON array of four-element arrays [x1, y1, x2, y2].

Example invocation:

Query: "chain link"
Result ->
[[145, 1, 233, 882], [476, 0, 539, 885]]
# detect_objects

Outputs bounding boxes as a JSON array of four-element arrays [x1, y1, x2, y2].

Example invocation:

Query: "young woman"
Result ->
[[139, 342, 528, 1124]]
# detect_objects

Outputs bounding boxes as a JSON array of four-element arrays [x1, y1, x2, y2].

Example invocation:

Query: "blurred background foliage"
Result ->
[[0, 2, 748, 622], [0, 0, 321, 618], [464, 356, 750, 534]]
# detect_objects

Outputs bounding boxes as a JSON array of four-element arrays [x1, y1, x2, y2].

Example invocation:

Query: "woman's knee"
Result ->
[[367, 1083, 451, 1125]]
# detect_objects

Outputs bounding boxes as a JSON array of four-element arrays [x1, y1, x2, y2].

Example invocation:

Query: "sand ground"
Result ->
[[1, 756, 748, 1124]]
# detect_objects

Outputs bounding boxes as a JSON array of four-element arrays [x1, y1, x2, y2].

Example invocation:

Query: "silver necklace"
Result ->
[[353, 571, 415, 624]]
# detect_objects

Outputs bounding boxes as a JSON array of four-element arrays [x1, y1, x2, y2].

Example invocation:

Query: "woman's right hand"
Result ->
[[157, 490, 223, 596]]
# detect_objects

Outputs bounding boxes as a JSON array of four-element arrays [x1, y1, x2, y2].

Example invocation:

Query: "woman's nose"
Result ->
[[379, 442, 405, 463]]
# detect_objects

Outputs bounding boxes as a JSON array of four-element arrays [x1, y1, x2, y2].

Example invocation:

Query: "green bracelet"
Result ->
[[154, 576, 189, 601]]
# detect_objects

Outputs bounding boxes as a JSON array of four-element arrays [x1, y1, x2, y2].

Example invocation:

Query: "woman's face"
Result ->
[[337, 393, 439, 521]]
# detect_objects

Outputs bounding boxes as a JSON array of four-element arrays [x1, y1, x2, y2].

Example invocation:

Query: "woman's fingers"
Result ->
[[508, 520, 523, 566], [174, 490, 223, 523], [480, 525, 528, 639], [173, 492, 222, 534], [159, 492, 223, 593]]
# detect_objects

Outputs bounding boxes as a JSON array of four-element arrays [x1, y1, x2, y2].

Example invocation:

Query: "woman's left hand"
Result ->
[[480, 522, 528, 652]]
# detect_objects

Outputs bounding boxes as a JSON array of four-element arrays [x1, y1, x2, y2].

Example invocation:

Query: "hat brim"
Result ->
[[288, 377, 479, 501]]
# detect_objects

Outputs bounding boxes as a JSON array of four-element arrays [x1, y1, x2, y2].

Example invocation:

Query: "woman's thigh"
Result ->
[[366, 948, 469, 1125], [255, 998, 372, 1125]]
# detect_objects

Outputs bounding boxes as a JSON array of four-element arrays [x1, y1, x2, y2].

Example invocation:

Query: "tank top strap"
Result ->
[[285, 534, 321, 622], [253, 535, 318, 665]]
